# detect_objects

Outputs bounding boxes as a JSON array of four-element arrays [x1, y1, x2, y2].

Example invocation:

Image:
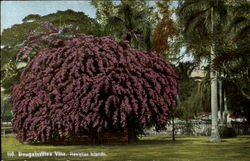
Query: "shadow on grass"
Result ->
[[12, 135, 244, 147], [26, 139, 192, 147], [131, 139, 194, 145], [237, 136, 250, 139]]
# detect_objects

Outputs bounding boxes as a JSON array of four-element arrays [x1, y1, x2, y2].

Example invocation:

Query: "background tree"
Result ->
[[1, 9, 102, 48], [91, 0, 158, 50], [152, 0, 176, 56], [214, 0, 250, 100], [176, 62, 204, 134], [213, 0, 250, 124]]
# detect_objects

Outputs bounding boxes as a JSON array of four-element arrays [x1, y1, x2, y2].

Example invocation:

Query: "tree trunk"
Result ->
[[128, 120, 137, 143], [210, 55, 221, 142], [223, 90, 228, 127], [209, 7, 221, 142], [172, 118, 175, 141], [145, 21, 152, 51], [218, 74, 224, 125], [1, 96, 11, 123]]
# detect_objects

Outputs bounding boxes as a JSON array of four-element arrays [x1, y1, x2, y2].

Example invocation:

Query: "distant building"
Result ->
[[190, 63, 206, 81]]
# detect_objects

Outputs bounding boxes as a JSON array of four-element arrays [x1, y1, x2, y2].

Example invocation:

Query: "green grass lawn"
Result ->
[[1, 134, 250, 161]]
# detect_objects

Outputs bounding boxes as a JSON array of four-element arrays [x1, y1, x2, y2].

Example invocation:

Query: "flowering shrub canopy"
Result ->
[[12, 23, 178, 143]]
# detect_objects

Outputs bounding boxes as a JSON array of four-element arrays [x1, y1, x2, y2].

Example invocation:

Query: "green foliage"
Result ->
[[91, 0, 158, 50], [1, 22, 38, 47], [22, 14, 41, 22], [1, 90, 12, 122], [1, 47, 18, 69], [225, 81, 250, 122], [170, 62, 204, 136], [227, 0, 250, 41], [1, 59, 19, 94], [215, 0, 250, 101], [177, 0, 227, 61], [176, 62, 204, 117], [1, 9, 102, 47]]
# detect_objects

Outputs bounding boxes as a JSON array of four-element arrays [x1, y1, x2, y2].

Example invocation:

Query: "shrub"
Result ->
[[219, 126, 237, 138]]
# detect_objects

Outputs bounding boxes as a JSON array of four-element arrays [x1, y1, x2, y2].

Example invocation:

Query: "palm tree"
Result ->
[[227, 0, 250, 100], [214, 0, 250, 101], [91, 0, 157, 50], [223, 1, 250, 125], [228, 0, 250, 42], [177, 0, 229, 142]]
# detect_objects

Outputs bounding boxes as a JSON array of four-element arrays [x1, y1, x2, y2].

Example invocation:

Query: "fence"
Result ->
[[231, 121, 250, 135], [144, 120, 250, 136]]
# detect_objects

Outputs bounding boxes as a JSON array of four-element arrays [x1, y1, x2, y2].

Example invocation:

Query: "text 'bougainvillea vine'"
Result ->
[[12, 22, 178, 143]]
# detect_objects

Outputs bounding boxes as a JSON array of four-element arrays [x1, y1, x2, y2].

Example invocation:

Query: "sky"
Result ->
[[1, 1, 96, 32]]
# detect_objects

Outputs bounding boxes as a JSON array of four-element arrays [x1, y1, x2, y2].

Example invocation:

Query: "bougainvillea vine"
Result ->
[[11, 22, 178, 143]]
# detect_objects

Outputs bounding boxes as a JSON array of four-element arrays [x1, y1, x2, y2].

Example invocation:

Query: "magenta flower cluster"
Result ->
[[12, 28, 178, 143]]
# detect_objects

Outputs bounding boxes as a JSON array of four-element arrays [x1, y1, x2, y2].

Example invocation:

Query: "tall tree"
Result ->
[[177, 0, 228, 142]]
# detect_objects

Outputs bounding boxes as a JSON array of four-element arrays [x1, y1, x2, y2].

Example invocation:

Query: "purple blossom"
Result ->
[[12, 28, 178, 144]]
